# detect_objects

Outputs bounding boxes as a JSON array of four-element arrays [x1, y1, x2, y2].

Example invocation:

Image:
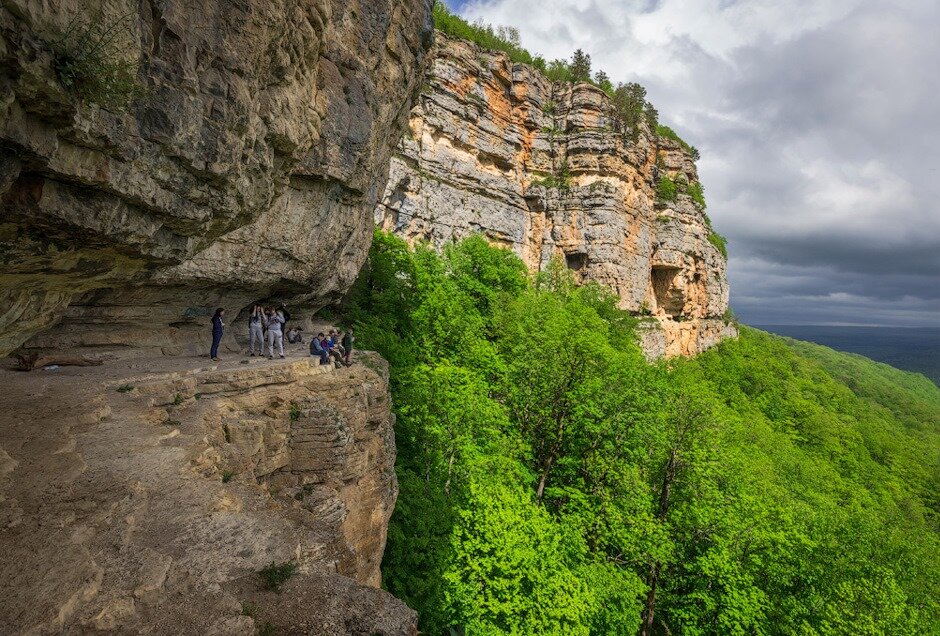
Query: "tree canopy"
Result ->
[[342, 232, 940, 635]]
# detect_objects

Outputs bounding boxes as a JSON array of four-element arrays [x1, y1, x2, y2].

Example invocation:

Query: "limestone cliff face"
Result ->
[[0, 0, 433, 356], [376, 33, 736, 357]]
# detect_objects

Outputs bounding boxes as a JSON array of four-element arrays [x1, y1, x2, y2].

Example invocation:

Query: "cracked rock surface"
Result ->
[[0, 348, 414, 635]]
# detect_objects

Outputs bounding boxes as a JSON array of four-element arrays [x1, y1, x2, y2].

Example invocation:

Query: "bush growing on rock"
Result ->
[[51, 12, 144, 107], [258, 561, 298, 593]]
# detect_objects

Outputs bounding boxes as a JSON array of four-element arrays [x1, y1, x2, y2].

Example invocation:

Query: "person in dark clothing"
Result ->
[[310, 332, 330, 365], [210, 308, 225, 361], [341, 328, 354, 366], [280, 305, 291, 332]]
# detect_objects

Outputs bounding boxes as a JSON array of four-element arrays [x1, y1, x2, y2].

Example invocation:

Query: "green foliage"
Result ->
[[257, 622, 276, 636], [656, 124, 700, 160], [51, 12, 144, 108], [570, 48, 592, 83], [172, 392, 184, 406], [116, 383, 134, 393], [221, 469, 235, 483], [687, 181, 706, 209], [531, 163, 572, 190], [708, 231, 728, 259], [344, 233, 940, 635], [258, 562, 297, 593], [241, 601, 259, 618], [593, 70, 613, 94], [289, 403, 301, 421], [610, 82, 658, 141], [432, 2, 542, 68], [656, 175, 678, 201]]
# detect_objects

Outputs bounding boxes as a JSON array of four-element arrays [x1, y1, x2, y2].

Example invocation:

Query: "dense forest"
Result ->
[[341, 232, 940, 635]]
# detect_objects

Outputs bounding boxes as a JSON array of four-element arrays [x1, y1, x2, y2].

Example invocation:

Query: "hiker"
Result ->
[[325, 332, 344, 366], [248, 305, 264, 356], [342, 328, 354, 366], [287, 325, 304, 344], [328, 329, 345, 357], [210, 308, 225, 361], [265, 306, 285, 359], [280, 304, 291, 333], [310, 332, 330, 365]]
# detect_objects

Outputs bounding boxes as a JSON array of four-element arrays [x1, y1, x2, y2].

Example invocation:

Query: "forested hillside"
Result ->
[[342, 232, 940, 635]]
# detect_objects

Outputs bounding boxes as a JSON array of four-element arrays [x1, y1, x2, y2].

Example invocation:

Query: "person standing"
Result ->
[[210, 308, 225, 361], [265, 307, 285, 359], [342, 328, 354, 366], [248, 305, 264, 356]]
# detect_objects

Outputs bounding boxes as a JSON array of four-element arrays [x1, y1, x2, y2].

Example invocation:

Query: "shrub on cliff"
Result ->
[[432, 1, 542, 68], [51, 12, 144, 107], [656, 124, 700, 160], [656, 174, 678, 201], [708, 231, 728, 259]]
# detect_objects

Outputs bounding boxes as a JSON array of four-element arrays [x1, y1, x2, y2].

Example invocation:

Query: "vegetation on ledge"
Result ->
[[656, 124, 700, 161], [343, 231, 939, 636], [432, 2, 660, 141]]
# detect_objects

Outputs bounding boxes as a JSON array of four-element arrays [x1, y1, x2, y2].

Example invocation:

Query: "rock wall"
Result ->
[[0, 0, 434, 356], [0, 352, 415, 634], [376, 33, 736, 357]]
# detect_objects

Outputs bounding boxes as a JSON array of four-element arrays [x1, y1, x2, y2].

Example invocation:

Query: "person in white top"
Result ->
[[248, 305, 264, 356], [264, 307, 285, 359]]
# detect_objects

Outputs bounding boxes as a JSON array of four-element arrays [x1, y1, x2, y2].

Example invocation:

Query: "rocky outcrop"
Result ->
[[376, 33, 736, 357], [0, 351, 415, 634], [0, 0, 434, 356]]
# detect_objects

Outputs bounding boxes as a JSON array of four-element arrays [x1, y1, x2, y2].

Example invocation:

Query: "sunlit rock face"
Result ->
[[376, 33, 736, 357], [0, 0, 434, 356]]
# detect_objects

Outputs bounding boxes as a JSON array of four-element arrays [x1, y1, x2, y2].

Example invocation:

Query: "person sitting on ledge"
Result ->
[[325, 330, 344, 367], [310, 332, 330, 365], [287, 325, 304, 344], [328, 329, 345, 358]]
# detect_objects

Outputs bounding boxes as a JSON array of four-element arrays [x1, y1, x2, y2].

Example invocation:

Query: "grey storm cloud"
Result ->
[[458, 0, 940, 326]]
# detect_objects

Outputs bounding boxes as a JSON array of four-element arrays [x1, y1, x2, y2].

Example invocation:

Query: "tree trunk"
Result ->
[[640, 449, 679, 635], [640, 562, 660, 636]]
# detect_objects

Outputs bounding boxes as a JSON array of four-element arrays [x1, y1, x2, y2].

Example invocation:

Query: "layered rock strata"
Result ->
[[376, 33, 736, 357], [0, 0, 433, 356], [0, 352, 414, 634]]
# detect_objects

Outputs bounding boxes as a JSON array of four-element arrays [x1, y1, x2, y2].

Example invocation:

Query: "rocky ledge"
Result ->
[[0, 351, 414, 635], [376, 33, 736, 357]]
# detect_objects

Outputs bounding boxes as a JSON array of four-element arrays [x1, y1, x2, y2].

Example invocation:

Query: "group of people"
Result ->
[[309, 329, 354, 367], [209, 306, 354, 366]]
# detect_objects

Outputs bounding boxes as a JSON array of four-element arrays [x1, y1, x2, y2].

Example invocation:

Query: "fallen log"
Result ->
[[15, 353, 104, 371]]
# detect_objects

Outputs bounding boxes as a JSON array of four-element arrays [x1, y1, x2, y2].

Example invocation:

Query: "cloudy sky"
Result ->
[[445, 0, 940, 326]]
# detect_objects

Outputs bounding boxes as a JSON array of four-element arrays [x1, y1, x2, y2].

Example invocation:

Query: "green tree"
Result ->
[[570, 49, 592, 83]]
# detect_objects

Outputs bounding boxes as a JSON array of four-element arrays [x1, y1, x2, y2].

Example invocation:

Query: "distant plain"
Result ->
[[756, 325, 940, 386]]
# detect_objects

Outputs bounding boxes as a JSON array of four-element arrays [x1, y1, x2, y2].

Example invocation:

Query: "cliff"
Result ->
[[0, 351, 416, 634], [0, 0, 433, 357], [0, 0, 434, 633], [376, 33, 736, 357]]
